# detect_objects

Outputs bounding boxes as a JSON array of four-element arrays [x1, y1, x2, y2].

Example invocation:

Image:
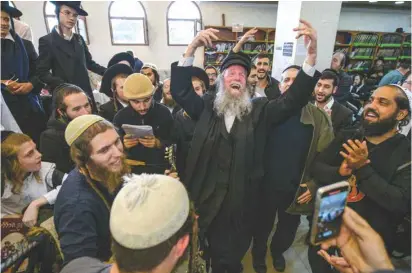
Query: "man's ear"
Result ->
[[57, 108, 63, 117], [332, 86, 338, 95], [396, 109, 408, 121]]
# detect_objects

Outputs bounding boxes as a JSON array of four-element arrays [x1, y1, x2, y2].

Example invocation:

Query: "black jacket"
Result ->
[[40, 118, 73, 173], [113, 104, 173, 174], [330, 100, 353, 135], [263, 75, 281, 100], [333, 71, 352, 103], [98, 99, 124, 123], [1, 35, 46, 143], [36, 29, 106, 110], [311, 129, 411, 245]]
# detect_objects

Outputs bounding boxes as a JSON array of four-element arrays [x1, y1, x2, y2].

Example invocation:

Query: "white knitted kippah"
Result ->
[[110, 174, 190, 249]]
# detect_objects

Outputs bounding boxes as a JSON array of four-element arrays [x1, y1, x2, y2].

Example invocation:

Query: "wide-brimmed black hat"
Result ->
[[220, 51, 251, 76], [1, 1, 22, 18], [192, 66, 210, 91], [1, 130, 15, 143], [51, 1, 88, 16], [100, 64, 133, 97], [108, 52, 135, 68]]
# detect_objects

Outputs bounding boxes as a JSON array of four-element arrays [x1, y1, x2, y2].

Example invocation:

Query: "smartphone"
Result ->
[[310, 181, 350, 245]]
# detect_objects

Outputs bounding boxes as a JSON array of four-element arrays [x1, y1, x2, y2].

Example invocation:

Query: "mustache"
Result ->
[[364, 108, 379, 117], [257, 69, 266, 73]]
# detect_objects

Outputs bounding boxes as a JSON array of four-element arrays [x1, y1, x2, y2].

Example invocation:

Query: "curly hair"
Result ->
[[1, 133, 40, 194]]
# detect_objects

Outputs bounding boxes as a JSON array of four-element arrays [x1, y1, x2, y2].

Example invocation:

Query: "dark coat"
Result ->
[[36, 29, 106, 111], [264, 75, 281, 100], [331, 100, 353, 135], [170, 61, 319, 227], [1, 35, 46, 144], [40, 117, 73, 173], [98, 99, 124, 123], [113, 104, 174, 174], [333, 71, 352, 103], [54, 168, 115, 265]]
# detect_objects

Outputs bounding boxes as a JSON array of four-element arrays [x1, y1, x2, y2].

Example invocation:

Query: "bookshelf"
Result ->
[[203, 26, 276, 68], [334, 30, 411, 74]]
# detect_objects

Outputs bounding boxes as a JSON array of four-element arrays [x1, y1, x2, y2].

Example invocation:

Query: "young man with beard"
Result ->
[[171, 19, 318, 273], [40, 84, 92, 173], [308, 85, 411, 273], [314, 69, 353, 135], [54, 114, 131, 265], [233, 28, 279, 100], [60, 174, 194, 273], [113, 74, 173, 175], [247, 64, 263, 98], [37, 2, 106, 113], [252, 65, 334, 273], [330, 51, 352, 104], [141, 63, 163, 102], [161, 78, 181, 117], [205, 65, 219, 94], [98, 64, 133, 122]]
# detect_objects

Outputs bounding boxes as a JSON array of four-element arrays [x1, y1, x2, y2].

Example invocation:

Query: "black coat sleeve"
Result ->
[[82, 36, 106, 76], [356, 163, 411, 214], [22, 39, 43, 94], [264, 69, 318, 127], [170, 62, 204, 121], [36, 36, 65, 91]]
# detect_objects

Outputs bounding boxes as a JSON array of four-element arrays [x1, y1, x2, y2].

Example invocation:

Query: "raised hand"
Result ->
[[340, 140, 370, 170], [184, 29, 219, 58], [293, 19, 317, 66], [233, 27, 258, 53]]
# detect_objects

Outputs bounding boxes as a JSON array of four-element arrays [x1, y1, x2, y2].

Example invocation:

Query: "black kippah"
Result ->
[[220, 51, 252, 75]]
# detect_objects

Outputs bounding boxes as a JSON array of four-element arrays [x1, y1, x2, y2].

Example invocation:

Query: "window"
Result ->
[[9, 1, 16, 8], [108, 1, 148, 45], [167, 1, 202, 46], [43, 1, 90, 44]]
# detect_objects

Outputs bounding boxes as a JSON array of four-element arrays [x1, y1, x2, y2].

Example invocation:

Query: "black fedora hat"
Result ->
[[1, 1, 22, 18], [220, 51, 251, 76], [100, 64, 133, 97], [50, 1, 88, 16], [108, 52, 135, 68], [192, 66, 210, 91]]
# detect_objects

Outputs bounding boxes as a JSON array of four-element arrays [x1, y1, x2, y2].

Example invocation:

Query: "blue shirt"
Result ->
[[379, 70, 404, 86]]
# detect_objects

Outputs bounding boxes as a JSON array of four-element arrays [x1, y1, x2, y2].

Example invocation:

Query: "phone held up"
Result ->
[[310, 181, 350, 246]]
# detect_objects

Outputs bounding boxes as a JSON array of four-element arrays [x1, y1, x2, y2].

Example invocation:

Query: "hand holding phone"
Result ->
[[310, 181, 350, 245]]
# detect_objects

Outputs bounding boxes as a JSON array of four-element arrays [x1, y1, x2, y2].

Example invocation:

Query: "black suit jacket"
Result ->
[[98, 99, 124, 123], [36, 29, 105, 110], [331, 101, 353, 135]]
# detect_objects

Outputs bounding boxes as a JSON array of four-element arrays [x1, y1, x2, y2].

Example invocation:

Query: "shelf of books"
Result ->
[[334, 30, 411, 73], [203, 26, 275, 68]]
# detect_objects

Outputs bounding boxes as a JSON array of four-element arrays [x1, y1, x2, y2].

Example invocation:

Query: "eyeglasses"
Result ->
[[207, 73, 217, 77], [60, 10, 79, 19]]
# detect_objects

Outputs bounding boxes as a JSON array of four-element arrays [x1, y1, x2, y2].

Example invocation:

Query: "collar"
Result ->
[[55, 26, 74, 41], [117, 98, 128, 108], [2, 32, 14, 42], [315, 97, 334, 110]]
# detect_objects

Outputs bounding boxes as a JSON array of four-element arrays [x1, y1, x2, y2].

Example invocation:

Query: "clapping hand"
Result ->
[[340, 140, 370, 170]]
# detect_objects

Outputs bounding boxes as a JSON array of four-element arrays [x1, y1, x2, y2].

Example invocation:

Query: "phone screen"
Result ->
[[313, 186, 349, 244]]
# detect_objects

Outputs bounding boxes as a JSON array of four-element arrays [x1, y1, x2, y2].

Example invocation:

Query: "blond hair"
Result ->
[[1, 133, 40, 194]]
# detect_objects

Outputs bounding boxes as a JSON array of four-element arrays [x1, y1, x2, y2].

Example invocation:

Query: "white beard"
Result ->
[[213, 77, 252, 121]]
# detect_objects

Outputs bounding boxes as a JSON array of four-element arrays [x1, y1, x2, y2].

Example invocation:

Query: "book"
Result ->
[[121, 124, 153, 139]]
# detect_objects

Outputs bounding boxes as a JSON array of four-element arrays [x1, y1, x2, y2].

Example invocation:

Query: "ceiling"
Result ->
[[228, 1, 411, 10]]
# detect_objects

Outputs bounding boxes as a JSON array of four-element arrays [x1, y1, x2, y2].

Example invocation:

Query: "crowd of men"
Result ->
[[1, 2, 411, 273]]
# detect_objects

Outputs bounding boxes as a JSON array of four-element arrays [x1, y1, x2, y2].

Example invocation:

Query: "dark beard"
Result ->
[[361, 110, 398, 137], [317, 93, 333, 103], [86, 156, 130, 194], [163, 97, 176, 108]]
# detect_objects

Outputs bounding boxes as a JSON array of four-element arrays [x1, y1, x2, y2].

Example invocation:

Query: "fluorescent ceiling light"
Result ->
[[395, 1, 404, 4], [369, 0, 378, 2]]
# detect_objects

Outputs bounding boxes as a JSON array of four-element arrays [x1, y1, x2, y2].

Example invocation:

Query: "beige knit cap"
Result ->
[[110, 174, 190, 249], [123, 73, 155, 99], [64, 114, 104, 146]]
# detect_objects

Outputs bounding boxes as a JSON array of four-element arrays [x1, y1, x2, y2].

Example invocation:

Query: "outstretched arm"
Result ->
[[265, 19, 318, 126], [171, 29, 219, 121], [233, 28, 258, 53]]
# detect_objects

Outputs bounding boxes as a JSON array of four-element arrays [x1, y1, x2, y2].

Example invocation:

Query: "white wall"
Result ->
[[15, 1, 411, 71]]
